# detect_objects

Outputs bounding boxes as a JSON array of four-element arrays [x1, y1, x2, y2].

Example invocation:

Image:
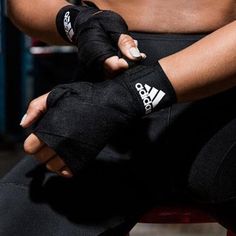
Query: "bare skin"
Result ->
[[92, 0, 236, 33], [7, 0, 236, 177], [7, 0, 236, 40]]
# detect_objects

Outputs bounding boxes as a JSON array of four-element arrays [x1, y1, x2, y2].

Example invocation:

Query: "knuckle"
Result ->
[[106, 64, 119, 73], [119, 35, 134, 47], [29, 100, 42, 113], [104, 59, 119, 72], [29, 100, 37, 108], [24, 140, 35, 155], [110, 64, 120, 71]]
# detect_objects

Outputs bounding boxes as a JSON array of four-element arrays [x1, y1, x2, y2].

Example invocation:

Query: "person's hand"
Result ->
[[31, 63, 175, 175], [103, 34, 146, 77], [21, 93, 73, 178], [20, 93, 48, 129], [24, 133, 73, 178], [57, 5, 146, 79], [76, 10, 146, 78]]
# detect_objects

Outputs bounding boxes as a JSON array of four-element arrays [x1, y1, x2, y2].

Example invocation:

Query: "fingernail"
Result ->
[[141, 53, 147, 59], [134, 40, 138, 47], [62, 170, 72, 178], [129, 47, 141, 58], [20, 114, 27, 126]]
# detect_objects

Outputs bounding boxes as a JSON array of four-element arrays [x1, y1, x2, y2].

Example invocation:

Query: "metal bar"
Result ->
[[30, 46, 77, 55]]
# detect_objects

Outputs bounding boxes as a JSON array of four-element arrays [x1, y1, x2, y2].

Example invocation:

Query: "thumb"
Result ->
[[118, 34, 146, 61], [104, 56, 129, 78], [20, 93, 49, 128]]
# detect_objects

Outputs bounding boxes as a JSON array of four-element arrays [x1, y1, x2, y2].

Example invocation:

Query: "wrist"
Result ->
[[56, 5, 99, 44], [116, 64, 177, 115]]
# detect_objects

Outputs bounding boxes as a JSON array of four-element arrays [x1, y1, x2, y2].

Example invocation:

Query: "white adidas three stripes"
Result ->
[[135, 83, 166, 114]]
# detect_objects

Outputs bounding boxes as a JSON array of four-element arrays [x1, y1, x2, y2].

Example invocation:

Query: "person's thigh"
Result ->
[[0, 32, 222, 235], [0, 157, 148, 236], [188, 116, 236, 232]]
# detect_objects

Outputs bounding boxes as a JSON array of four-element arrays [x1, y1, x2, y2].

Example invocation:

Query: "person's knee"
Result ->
[[188, 163, 216, 203], [188, 143, 236, 204], [189, 167, 236, 233]]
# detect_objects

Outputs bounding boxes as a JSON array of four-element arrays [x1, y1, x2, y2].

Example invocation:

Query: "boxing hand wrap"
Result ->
[[56, 5, 129, 75], [117, 63, 176, 115], [56, 4, 99, 44], [34, 63, 176, 174]]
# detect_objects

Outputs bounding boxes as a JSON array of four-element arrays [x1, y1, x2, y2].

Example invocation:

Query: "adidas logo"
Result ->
[[135, 83, 165, 114], [64, 11, 74, 42]]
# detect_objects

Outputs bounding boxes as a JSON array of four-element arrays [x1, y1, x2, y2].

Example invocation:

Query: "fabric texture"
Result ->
[[34, 63, 176, 174], [1, 32, 236, 234], [56, 5, 129, 78]]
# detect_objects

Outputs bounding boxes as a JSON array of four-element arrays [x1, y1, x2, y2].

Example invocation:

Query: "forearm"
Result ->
[[7, 0, 70, 44], [159, 20, 236, 102]]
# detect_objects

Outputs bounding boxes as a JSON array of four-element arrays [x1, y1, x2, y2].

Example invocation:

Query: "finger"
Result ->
[[20, 93, 49, 128], [140, 53, 147, 59], [24, 133, 45, 154], [118, 34, 145, 61], [60, 167, 73, 178], [46, 156, 67, 173], [104, 56, 129, 76], [34, 146, 57, 163]]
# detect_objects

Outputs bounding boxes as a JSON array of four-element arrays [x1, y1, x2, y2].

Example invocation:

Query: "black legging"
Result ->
[[189, 117, 236, 231], [1, 32, 236, 235]]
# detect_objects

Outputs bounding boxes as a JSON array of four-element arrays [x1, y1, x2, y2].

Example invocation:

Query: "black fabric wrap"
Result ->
[[56, 5, 129, 78], [56, 5, 98, 44], [34, 64, 176, 175], [76, 11, 129, 76]]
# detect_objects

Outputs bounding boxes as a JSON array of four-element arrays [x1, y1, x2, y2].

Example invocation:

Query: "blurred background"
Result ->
[[0, 0, 229, 235], [0, 0, 30, 174], [0, 0, 79, 175]]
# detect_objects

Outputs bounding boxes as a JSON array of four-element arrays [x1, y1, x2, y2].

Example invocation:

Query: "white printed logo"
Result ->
[[135, 83, 165, 114], [64, 11, 74, 42]]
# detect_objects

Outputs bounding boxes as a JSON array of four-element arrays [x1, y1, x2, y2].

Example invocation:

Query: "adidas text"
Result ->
[[64, 11, 74, 42], [135, 83, 166, 114]]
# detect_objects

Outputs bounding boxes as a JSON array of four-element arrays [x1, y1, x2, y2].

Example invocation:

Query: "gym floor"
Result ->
[[0, 145, 227, 236]]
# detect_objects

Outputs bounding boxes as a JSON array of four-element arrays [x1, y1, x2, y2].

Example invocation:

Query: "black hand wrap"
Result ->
[[56, 5, 129, 76], [34, 64, 176, 174]]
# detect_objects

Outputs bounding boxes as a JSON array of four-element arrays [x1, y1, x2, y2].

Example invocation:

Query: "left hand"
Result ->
[[21, 92, 73, 178]]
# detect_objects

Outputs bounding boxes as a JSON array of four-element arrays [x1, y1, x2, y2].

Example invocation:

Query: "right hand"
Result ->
[[103, 34, 146, 78], [76, 10, 146, 78]]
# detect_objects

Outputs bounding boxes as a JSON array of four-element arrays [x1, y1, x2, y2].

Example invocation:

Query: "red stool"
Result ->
[[127, 205, 236, 236]]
